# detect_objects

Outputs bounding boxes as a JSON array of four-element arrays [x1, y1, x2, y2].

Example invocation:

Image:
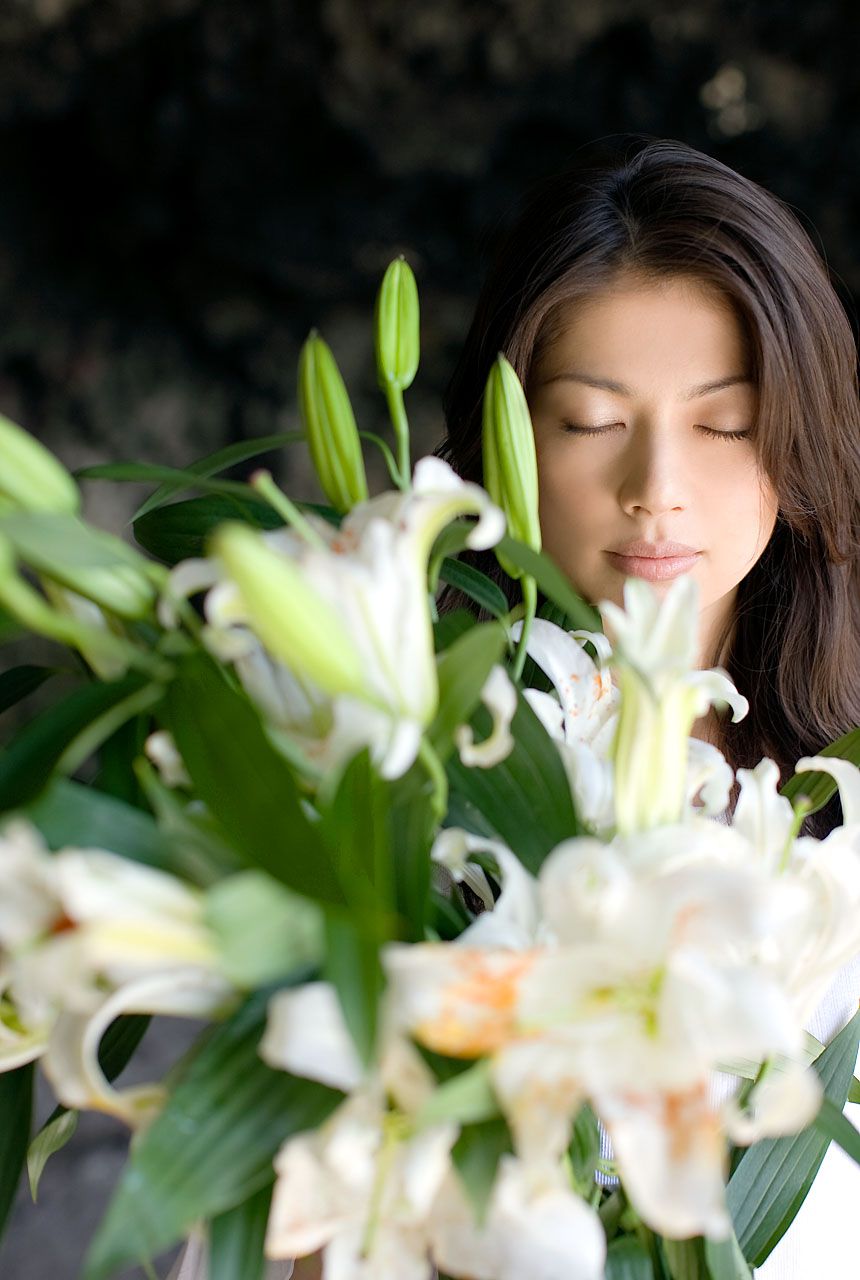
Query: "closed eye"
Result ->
[[560, 421, 752, 441]]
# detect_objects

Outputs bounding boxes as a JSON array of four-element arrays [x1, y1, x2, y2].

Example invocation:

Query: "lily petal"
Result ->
[[260, 981, 364, 1092]]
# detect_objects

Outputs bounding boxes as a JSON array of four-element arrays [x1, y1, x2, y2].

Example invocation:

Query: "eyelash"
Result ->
[[559, 421, 752, 441]]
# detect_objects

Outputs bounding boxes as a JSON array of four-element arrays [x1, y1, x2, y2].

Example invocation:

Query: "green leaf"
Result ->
[[205, 870, 324, 988], [727, 1009, 860, 1266], [433, 607, 477, 655], [568, 1101, 601, 1191], [0, 673, 147, 814], [25, 777, 180, 870], [162, 654, 344, 907], [0, 1062, 33, 1247], [779, 727, 860, 815], [703, 1230, 753, 1280], [605, 1236, 656, 1279], [323, 911, 385, 1071], [0, 664, 59, 715], [27, 1109, 78, 1200], [438, 557, 509, 620], [134, 494, 282, 564], [209, 1180, 273, 1280], [318, 750, 395, 1066], [82, 985, 342, 1280], [132, 433, 304, 521], [812, 1094, 860, 1165], [429, 620, 507, 762], [451, 1114, 513, 1227], [495, 535, 602, 631], [660, 1237, 707, 1280], [849, 1076, 860, 1105], [389, 759, 437, 942], [416, 1060, 500, 1129], [445, 689, 582, 874], [76, 461, 260, 498]]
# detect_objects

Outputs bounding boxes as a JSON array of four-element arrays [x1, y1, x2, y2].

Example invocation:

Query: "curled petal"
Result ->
[[42, 969, 233, 1125], [795, 755, 860, 829], [722, 1057, 823, 1145], [455, 665, 516, 769]]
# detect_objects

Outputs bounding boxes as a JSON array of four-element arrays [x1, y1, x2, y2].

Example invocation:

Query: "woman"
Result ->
[[170, 136, 860, 1278], [437, 134, 860, 1277]]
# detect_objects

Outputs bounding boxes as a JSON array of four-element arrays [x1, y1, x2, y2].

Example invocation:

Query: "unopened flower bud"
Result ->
[[298, 332, 368, 514], [210, 522, 368, 699], [482, 355, 541, 580], [374, 256, 420, 391]]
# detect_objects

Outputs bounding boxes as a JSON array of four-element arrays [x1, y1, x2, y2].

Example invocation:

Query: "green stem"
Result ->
[[57, 682, 165, 777], [384, 383, 411, 489], [359, 431, 408, 492], [250, 470, 330, 550], [417, 736, 448, 826], [511, 574, 537, 682]]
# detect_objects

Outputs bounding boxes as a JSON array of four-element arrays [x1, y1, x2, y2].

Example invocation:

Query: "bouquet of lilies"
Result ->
[[0, 258, 858, 1280]]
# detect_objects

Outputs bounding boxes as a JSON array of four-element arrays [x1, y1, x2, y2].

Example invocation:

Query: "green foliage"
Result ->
[[0, 673, 152, 814], [0, 665, 59, 716], [209, 1181, 274, 1280], [0, 1063, 33, 1247], [162, 654, 344, 906], [451, 1114, 513, 1227], [82, 986, 342, 1280], [727, 1009, 860, 1266], [445, 689, 583, 874]]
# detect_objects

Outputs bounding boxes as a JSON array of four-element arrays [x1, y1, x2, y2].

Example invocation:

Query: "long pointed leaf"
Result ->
[[0, 674, 146, 814], [163, 655, 344, 906], [209, 1180, 273, 1280], [133, 433, 304, 521], [82, 984, 341, 1280], [727, 1009, 860, 1266], [495, 535, 602, 631], [0, 665, 59, 716], [0, 1063, 33, 1246]]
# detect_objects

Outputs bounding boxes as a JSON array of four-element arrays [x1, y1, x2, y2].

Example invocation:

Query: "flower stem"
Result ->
[[511, 574, 537, 682], [418, 736, 448, 826], [250, 470, 330, 551], [384, 383, 411, 489]]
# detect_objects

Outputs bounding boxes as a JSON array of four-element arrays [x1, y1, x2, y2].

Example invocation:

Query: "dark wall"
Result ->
[[1, 0, 858, 520]]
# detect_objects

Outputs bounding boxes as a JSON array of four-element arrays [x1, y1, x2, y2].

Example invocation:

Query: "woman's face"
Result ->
[[527, 272, 780, 666]]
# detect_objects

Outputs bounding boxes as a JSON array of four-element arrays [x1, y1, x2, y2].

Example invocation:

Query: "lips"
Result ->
[[605, 540, 701, 583]]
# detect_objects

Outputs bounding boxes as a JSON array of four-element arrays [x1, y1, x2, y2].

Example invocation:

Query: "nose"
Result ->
[[616, 425, 688, 519]]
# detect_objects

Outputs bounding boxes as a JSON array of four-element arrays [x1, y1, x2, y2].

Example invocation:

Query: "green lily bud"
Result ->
[[610, 670, 697, 834], [0, 412, 80, 514], [210, 522, 369, 700], [298, 331, 368, 514], [374, 256, 420, 391], [0, 512, 158, 619], [482, 354, 541, 580]]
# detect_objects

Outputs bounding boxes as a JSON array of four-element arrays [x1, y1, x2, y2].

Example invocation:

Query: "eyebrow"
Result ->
[[540, 372, 754, 400]]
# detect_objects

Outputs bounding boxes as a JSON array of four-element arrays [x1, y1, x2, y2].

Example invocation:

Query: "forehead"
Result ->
[[535, 274, 751, 385]]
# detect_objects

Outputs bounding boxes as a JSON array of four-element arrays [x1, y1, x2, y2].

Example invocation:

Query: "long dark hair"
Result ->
[[437, 134, 860, 838]]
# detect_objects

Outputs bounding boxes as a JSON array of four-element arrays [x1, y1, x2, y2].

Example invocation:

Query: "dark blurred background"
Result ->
[[1, 1, 858, 1275]]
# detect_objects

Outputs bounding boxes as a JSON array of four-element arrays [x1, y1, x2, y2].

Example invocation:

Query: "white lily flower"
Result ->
[[429, 1156, 606, 1280], [41, 969, 234, 1125], [265, 1092, 457, 1279], [455, 664, 516, 768], [0, 820, 230, 1079], [598, 576, 748, 834], [163, 456, 504, 780]]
